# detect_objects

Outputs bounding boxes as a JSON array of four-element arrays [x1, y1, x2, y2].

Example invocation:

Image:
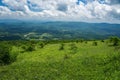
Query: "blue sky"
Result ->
[[0, 0, 120, 23]]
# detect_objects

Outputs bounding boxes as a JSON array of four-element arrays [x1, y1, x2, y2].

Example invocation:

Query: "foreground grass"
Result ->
[[0, 41, 120, 80]]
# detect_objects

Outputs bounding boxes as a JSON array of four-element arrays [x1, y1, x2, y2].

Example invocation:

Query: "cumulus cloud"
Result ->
[[105, 0, 120, 5], [2, 0, 27, 11], [0, 0, 120, 23]]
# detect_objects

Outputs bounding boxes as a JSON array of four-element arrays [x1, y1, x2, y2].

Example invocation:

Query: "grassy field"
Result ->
[[0, 41, 120, 80]]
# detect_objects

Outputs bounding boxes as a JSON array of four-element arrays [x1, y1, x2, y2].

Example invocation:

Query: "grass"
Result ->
[[0, 41, 120, 80]]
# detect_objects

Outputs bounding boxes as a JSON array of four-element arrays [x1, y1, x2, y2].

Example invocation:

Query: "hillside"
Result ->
[[0, 40, 120, 80], [0, 21, 120, 40]]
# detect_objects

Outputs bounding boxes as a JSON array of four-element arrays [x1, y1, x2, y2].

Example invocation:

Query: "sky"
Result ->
[[0, 0, 120, 23]]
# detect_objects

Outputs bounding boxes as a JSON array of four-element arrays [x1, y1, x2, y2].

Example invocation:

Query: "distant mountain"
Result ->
[[0, 19, 22, 23], [0, 21, 120, 40]]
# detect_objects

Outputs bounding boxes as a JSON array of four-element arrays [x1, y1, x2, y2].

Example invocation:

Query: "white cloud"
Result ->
[[2, 0, 27, 11], [0, 0, 120, 23], [105, 0, 120, 5]]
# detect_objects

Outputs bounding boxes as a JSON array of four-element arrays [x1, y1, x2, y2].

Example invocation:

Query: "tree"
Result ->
[[69, 43, 78, 54], [93, 41, 98, 46], [109, 37, 120, 46], [26, 45, 35, 52], [59, 43, 64, 50], [0, 44, 11, 65], [85, 41, 88, 44], [39, 43, 44, 48], [101, 40, 104, 43], [80, 39, 84, 43]]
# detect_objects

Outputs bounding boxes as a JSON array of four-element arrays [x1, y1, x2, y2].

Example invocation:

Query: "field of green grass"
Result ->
[[0, 41, 120, 80]]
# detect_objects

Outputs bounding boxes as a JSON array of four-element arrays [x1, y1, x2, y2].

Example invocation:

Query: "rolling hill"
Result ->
[[0, 20, 120, 40]]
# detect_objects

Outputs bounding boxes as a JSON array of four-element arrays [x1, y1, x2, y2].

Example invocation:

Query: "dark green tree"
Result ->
[[109, 37, 120, 46], [26, 45, 35, 52], [80, 39, 84, 43], [39, 43, 44, 48], [101, 40, 104, 43], [85, 41, 88, 44], [59, 43, 64, 50], [93, 41, 98, 46], [0, 44, 11, 65]]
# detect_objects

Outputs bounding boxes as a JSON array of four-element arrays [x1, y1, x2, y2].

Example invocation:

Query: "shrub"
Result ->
[[21, 45, 26, 50], [69, 43, 78, 54], [21, 44, 36, 52], [10, 52, 18, 63], [26, 45, 35, 52], [80, 39, 84, 43], [85, 41, 88, 44], [59, 43, 64, 50], [63, 54, 70, 60], [114, 46, 120, 51], [101, 40, 104, 42], [101, 52, 120, 75], [109, 37, 120, 46], [0, 44, 11, 65], [39, 43, 44, 48], [93, 41, 98, 46], [76, 40, 79, 43]]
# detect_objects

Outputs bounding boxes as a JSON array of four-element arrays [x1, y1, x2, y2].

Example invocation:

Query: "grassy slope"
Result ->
[[0, 41, 120, 80]]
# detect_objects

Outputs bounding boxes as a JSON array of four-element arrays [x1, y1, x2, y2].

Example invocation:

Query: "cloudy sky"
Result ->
[[0, 0, 120, 23]]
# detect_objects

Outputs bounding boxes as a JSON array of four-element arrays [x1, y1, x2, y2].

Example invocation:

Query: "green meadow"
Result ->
[[0, 39, 120, 80]]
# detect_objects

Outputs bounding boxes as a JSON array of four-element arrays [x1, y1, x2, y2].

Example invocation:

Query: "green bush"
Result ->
[[93, 41, 98, 46], [21, 45, 26, 50], [80, 39, 84, 43], [114, 46, 120, 51], [101, 40, 104, 42], [59, 43, 64, 50], [21, 44, 36, 52], [76, 40, 79, 43], [109, 37, 120, 46], [69, 43, 78, 54], [0, 44, 11, 65], [100, 52, 120, 76], [85, 41, 88, 44], [39, 43, 44, 48], [26, 45, 35, 52], [10, 52, 18, 63], [63, 54, 70, 60]]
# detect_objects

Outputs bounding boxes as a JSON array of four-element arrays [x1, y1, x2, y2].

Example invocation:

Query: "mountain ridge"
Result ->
[[0, 21, 120, 40]]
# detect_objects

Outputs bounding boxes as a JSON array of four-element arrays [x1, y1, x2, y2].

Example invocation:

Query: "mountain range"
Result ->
[[0, 20, 120, 40]]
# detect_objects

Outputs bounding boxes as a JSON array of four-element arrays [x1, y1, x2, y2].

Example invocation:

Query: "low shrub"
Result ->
[[85, 41, 88, 44], [59, 43, 64, 50], [92, 41, 98, 46], [0, 44, 11, 65], [26, 45, 35, 52], [69, 43, 78, 54], [39, 43, 44, 48], [101, 40, 104, 42], [109, 37, 120, 46]]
